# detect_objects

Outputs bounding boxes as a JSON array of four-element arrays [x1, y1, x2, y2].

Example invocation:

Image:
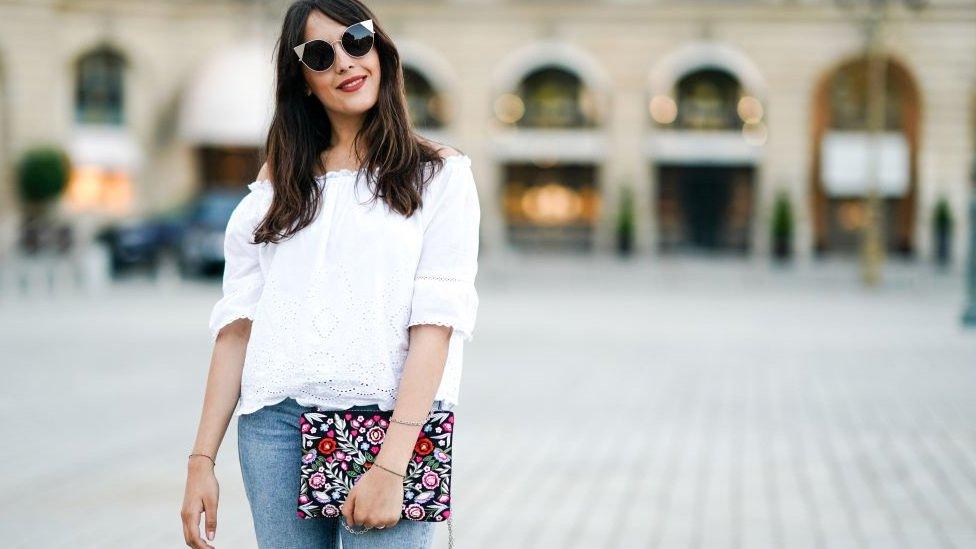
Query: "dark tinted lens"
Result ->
[[302, 40, 335, 71], [342, 23, 374, 57]]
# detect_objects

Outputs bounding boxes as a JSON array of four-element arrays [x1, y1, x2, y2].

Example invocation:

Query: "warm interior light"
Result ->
[[649, 95, 678, 125], [520, 182, 583, 225], [65, 165, 134, 215], [737, 96, 764, 124], [494, 93, 525, 124], [838, 201, 865, 231]]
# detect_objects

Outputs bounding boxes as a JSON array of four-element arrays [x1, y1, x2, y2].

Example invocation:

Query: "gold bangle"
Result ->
[[371, 461, 406, 478]]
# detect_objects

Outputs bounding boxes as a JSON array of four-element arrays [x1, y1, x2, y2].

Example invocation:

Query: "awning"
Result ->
[[68, 124, 144, 171], [178, 39, 275, 146]]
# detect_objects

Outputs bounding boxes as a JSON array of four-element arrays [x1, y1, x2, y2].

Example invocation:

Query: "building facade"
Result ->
[[0, 0, 973, 270]]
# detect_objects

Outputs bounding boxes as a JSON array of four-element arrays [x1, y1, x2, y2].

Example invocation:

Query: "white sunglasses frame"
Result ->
[[292, 19, 375, 72]]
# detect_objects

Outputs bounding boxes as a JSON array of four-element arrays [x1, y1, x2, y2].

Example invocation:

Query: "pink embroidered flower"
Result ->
[[379, 419, 388, 427], [335, 450, 345, 460], [366, 426, 385, 444], [302, 451, 317, 464], [312, 490, 331, 503], [301, 423, 311, 433], [437, 494, 450, 503], [296, 511, 304, 518], [442, 423, 452, 432], [298, 494, 310, 504], [442, 510, 451, 520], [340, 462, 348, 471], [309, 472, 326, 489], [344, 413, 352, 420], [327, 430, 335, 437], [405, 504, 425, 520], [324, 504, 340, 517], [421, 472, 440, 489], [370, 445, 380, 453]]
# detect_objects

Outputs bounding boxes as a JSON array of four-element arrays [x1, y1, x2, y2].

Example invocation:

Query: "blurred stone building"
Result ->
[[0, 0, 973, 268]]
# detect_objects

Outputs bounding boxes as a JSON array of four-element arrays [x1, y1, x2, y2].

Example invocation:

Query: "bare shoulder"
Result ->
[[257, 161, 270, 181], [418, 136, 463, 160], [436, 146, 462, 159]]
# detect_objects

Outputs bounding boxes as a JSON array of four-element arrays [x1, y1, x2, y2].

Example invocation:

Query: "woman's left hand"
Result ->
[[341, 464, 405, 530]]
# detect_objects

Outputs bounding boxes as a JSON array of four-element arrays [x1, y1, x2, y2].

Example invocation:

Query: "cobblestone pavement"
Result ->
[[1, 256, 975, 548]]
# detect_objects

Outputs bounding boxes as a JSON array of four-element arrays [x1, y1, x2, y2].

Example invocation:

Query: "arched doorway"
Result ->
[[652, 67, 763, 254], [810, 56, 920, 256], [495, 64, 602, 251]]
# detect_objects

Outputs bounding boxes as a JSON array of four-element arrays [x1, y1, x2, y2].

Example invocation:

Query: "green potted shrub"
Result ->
[[615, 184, 635, 256], [933, 196, 952, 267], [16, 145, 71, 254], [771, 189, 793, 261]]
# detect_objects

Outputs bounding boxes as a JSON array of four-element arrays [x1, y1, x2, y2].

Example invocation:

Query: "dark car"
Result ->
[[96, 212, 184, 277], [97, 188, 247, 278], [178, 189, 249, 277]]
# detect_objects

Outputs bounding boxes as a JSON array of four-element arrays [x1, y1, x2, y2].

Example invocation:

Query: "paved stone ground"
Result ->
[[1, 255, 975, 548]]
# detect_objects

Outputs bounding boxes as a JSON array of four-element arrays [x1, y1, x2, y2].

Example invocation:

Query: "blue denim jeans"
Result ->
[[238, 397, 449, 549]]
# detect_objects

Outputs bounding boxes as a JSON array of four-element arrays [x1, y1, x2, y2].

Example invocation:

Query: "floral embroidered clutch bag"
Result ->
[[297, 409, 454, 523]]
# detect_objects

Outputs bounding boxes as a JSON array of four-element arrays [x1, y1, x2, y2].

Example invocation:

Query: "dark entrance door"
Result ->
[[657, 164, 754, 253], [680, 167, 731, 249]]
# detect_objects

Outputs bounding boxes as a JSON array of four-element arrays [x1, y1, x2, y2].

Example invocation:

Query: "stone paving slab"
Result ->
[[1, 256, 974, 548]]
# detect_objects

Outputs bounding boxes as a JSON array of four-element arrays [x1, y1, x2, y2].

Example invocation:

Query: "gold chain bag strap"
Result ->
[[297, 407, 455, 549]]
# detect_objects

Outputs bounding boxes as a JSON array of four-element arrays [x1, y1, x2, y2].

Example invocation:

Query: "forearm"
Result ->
[[376, 324, 451, 473], [190, 320, 249, 460]]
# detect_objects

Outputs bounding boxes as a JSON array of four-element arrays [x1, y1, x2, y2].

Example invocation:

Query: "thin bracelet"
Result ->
[[189, 453, 216, 467], [390, 415, 426, 426], [371, 461, 406, 478]]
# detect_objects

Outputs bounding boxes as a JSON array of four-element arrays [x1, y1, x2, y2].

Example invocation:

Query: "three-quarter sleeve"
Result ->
[[207, 183, 270, 342], [407, 156, 481, 342]]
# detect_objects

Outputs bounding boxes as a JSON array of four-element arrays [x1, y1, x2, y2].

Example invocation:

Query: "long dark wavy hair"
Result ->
[[254, 0, 459, 244]]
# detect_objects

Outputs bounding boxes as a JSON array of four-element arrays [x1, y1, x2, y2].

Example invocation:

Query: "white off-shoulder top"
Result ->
[[208, 154, 480, 417]]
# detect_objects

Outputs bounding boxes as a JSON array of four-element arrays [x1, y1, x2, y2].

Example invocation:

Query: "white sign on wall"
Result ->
[[820, 131, 910, 197]]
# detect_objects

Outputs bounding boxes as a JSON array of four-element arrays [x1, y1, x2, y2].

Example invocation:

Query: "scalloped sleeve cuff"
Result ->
[[407, 156, 481, 342], [207, 185, 268, 342]]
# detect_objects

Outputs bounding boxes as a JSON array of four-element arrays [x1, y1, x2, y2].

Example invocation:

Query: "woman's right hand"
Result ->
[[181, 457, 220, 548]]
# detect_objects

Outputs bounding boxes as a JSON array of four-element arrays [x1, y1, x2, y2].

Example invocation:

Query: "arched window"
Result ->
[[829, 60, 904, 131], [403, 66, 446, 129], [674, 69, 741, 130], [514, 66, 595, 128], [75, 47, 126, 125]]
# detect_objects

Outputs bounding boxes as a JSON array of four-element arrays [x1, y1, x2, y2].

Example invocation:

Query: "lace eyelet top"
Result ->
[[208, 154, 480, 417]]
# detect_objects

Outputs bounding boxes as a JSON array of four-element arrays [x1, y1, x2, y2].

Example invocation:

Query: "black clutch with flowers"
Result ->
[[297, 408, 454, 523]]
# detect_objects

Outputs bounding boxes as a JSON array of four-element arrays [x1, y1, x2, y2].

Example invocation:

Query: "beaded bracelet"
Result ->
[[188, 453, 216, 466], [390, 415, 427, 426], [371, 461, 406, 478]]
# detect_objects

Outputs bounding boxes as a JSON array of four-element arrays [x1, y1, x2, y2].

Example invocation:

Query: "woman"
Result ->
[[179, 1, 480, 547]]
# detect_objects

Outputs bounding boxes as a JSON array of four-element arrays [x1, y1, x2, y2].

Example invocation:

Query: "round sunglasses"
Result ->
[[292, 19, 375, 72]]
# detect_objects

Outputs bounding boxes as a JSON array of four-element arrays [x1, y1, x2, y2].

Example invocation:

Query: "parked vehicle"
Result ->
[[178, 189, 249, 277], [97, 188, 248, 278]]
